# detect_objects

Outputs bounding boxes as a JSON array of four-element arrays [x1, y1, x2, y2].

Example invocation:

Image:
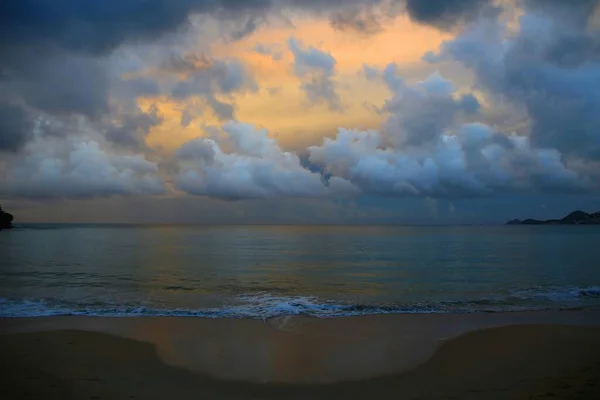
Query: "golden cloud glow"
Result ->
[[142, 14, 452, 153]]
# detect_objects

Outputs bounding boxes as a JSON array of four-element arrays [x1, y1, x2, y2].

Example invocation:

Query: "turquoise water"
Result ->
[[1, 224, 599, 318]]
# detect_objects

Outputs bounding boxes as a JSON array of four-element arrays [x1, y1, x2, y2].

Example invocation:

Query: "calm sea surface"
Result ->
[[1, 224, 600, 318]]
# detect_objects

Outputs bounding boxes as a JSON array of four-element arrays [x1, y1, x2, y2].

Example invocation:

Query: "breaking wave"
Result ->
[[1, 286, 599, 319]]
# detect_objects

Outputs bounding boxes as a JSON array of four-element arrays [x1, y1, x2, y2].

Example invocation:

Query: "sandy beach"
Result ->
[[1, 311, 600, 399]]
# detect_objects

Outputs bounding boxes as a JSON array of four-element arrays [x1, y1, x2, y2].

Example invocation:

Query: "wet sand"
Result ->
[[1, 311, 600, 399]]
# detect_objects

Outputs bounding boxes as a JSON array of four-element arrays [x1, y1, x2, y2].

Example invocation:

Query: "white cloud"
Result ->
[[308, 123, 592, 198], [378, 69, 481, 148], [1, 136, 165, 199], [306, 66, 595, 197], [175, 122, 357, 199]]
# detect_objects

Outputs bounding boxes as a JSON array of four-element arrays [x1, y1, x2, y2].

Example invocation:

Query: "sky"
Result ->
[[1, 0, 600, 224]]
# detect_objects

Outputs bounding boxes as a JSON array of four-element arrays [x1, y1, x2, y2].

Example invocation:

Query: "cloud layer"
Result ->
[[1, 0, 599, 218], [426, 0, 600, 161], [307, 68, 595, 198], [175, 122, 356, 199], [1, 137, 165, 199]]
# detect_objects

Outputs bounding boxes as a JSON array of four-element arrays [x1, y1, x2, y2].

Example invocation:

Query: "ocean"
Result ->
[[1, 224, 600, 318]]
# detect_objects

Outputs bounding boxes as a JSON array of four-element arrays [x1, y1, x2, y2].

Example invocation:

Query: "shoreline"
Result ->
[[2, 309, 600, 384], [1, 293, 599, 318], [2, 322, 600, 399]]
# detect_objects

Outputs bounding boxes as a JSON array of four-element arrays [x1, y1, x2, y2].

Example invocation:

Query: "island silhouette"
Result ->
[[0, 205, 14, 230], [507, 210, 600, 225]]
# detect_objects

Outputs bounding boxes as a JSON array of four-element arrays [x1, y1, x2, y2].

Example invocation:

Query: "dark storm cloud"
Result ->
[[117, 78, 161, 99], [0, 0, 497, 63], [520, 0, 600, 68], [330, 0, 493, 35], [0, 0, 276, 56], [0, 0, 495, 69], [16, 53, 110, 118], [431, 0, 600, 160], [0, 0, 407, 56], [523, 0, 599, 18], [0, 102, 33, 152], [328, 2, 405, 36], [330, 8, 385, 35], [327, 0, 496, 35], [104, 104, 163, 150], [329, 0, 495, 34], [404, 0, 492, 29], [328, 0, 493, 35], [0, 0, 270, 151]]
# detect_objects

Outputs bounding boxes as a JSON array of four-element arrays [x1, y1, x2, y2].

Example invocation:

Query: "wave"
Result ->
[[1, 286, 599, 319]]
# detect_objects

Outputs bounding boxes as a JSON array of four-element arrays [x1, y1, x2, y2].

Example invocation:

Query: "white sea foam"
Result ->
[[1, 286, 599, 318]]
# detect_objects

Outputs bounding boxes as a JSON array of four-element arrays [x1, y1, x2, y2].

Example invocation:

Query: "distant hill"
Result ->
[[0, 205, 14, 230], [506, 210, 600, 225]]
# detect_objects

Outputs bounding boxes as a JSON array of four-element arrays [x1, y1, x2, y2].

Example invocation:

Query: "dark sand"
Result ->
[[1, 311, 600, 399]]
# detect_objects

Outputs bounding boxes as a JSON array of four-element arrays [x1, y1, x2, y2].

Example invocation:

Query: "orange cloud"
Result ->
[[141, 13, 452, 153]]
